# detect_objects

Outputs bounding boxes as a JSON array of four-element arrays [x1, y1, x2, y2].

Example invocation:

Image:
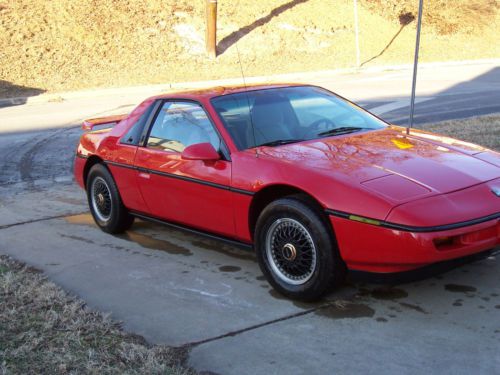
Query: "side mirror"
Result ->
[[181, 142, 221, 161]]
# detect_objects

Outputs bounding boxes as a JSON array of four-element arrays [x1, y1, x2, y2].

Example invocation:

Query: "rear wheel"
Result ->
[[87, 163, 134, 233], [255, 195, 345, 301]]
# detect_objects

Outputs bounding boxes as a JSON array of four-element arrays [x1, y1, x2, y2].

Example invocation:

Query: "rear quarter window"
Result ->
[[120, 102, 156, 145]]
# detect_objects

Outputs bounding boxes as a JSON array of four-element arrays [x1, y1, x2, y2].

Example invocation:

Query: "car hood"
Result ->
[[257, 126, 500, 198]]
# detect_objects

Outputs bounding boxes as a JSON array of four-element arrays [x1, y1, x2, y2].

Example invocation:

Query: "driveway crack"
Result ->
[[181, 301, 334, 349]]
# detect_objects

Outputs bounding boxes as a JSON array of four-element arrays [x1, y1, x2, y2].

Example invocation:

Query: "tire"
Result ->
[[86, 163, 134, 233], [255, 195, 345, 301]]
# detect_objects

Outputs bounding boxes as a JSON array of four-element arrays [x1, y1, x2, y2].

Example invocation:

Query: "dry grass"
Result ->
[[0, 255, 193, 375], [0, 0, 499, 98], [361, 0, 499, 35], [420, 114, 500, 151]]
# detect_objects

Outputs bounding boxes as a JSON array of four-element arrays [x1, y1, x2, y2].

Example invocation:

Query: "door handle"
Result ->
[[137, 167, 150, 179]]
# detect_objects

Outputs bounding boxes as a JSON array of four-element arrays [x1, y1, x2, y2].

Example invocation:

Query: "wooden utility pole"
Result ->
[[206, 0, 217, 58]]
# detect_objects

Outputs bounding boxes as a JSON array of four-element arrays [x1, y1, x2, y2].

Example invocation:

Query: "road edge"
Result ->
[[1, 58, 499, 107]]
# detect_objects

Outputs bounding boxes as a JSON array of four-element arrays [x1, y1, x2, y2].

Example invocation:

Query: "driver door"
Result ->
[[134, 100, 235, 237]]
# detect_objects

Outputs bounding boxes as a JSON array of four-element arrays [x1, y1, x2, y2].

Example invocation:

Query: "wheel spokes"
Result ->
[[91, 177, 112, 221], [266, 218, 317, 285]]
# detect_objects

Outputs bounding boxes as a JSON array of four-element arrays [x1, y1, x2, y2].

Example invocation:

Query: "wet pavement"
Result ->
[[1, 179, 498, 374]]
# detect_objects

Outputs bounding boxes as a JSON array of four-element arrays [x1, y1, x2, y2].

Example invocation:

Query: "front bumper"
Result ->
[[330, 214, 499, 273]]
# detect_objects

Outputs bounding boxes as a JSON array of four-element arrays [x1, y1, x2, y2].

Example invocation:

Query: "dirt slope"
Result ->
[[0, 0, 499, 98]]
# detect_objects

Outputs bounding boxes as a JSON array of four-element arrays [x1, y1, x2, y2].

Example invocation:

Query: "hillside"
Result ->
[[0, 0, 499, 98]]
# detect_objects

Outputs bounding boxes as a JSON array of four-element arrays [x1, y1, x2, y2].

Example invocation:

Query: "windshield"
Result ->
[[211, 86, 387, 150]]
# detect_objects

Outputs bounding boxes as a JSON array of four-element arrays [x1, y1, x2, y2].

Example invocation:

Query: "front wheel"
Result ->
[[87, 163, 134, 233], [255, 196, 345, 301]]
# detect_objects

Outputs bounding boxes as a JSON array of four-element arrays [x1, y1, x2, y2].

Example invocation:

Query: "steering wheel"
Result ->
[[302, 118, 335, 138]]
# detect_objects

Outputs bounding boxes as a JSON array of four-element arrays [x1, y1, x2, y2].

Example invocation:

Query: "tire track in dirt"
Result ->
[[4, 104, 134, 191], [18, 125, 80, 189]]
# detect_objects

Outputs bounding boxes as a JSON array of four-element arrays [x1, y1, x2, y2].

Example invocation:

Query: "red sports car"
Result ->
[[74, 84, 500, 300]]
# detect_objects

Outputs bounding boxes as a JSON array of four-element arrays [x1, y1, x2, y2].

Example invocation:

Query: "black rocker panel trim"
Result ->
[[130, 211, 253, 250]]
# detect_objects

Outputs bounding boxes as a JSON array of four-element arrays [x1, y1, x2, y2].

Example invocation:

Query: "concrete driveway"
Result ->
[[1, 63, 499, 374]]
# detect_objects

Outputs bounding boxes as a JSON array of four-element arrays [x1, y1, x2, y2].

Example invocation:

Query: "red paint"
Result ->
[[74, 84, 500, 274], [181, 142, 221, 161]]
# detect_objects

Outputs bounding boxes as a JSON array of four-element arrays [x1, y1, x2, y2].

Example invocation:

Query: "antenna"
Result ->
[[407, 0, 424, 135], [235, 43, 258, 156]]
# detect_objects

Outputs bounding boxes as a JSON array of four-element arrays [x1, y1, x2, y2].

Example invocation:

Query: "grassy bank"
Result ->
[[0, 0, 499, 98]]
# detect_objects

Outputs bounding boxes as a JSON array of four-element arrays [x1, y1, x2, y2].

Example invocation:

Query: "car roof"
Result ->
[[151, 83, 311, 101]]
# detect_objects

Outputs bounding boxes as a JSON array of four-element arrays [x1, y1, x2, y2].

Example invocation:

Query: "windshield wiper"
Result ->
[[257, 139, 304, 147], [318, 126, 368, 137]]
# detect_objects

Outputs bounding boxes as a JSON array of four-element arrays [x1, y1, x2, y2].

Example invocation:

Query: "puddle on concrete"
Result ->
[[453, 299, 463, 307], [190, 239, 255, 261], [444, 284, 477, 293], [64, 213, 255, 261], [64, 214, 192, 256], [376, 317, 388, 322], [218, 265, 241, 273], [65, 213, 96, 226], [316, 302, 375, 320], [116, 232, 192, 256], [268, 288, 362, 314], [359, 287, 408, 300]]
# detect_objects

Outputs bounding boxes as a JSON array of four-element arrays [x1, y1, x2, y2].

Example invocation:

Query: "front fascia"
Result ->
[[331, 214, 499, 273]]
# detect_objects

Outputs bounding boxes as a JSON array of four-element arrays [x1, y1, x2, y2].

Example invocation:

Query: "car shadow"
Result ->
[[348, 248, 498, 285], [0, 80, 45, 107], [373, 66, 500, 126]]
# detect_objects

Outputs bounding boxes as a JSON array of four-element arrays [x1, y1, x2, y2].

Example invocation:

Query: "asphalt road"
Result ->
[[0, 62, 499, 374]]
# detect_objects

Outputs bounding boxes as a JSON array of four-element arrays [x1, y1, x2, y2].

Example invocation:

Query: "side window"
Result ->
[[120, 101, 155, 145], [147, 102, 221, 153]]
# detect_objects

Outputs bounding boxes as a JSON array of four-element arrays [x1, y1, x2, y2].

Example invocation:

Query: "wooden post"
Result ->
[[206, 0, 217, 58]]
